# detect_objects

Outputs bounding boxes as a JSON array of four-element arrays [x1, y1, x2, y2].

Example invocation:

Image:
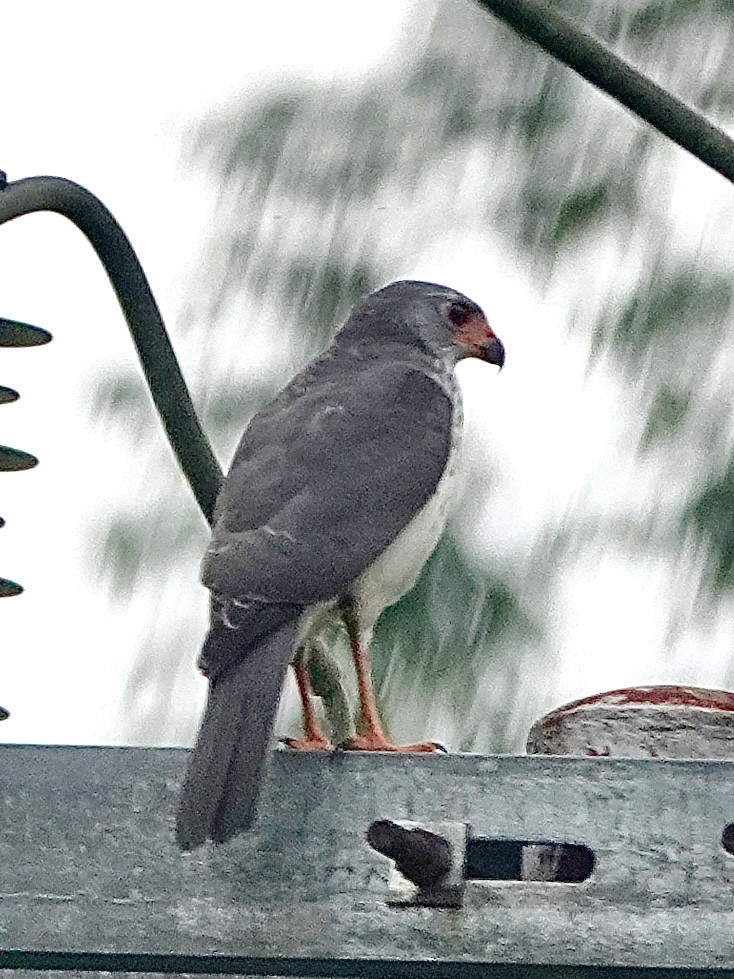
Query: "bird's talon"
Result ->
[[339, 735, 445, 753], [280, 735, 333, 752]]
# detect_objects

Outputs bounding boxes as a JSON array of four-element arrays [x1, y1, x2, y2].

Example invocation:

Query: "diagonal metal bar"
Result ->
[[476, 0, 734, 185], [0, 176, 223, 522]]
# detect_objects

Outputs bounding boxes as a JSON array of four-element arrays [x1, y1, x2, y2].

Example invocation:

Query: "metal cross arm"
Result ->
[[1, 745, 733, 977]]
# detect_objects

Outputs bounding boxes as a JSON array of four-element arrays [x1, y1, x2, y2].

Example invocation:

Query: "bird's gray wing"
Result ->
[[203, 360, 455, 607]]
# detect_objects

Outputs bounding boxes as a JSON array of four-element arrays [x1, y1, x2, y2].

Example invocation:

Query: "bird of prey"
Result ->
[[176, 279, 505, 850]]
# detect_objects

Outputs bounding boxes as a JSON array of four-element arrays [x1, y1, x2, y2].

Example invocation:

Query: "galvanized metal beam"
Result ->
[[1, 745, 733, 975]]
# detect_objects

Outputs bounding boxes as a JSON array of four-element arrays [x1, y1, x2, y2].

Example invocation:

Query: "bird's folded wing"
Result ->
[[202, 362, 454, 605]]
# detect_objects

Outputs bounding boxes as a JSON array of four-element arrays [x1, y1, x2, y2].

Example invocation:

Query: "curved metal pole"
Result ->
[[476, 0, 734, 186], [0, 175, 223, 523]]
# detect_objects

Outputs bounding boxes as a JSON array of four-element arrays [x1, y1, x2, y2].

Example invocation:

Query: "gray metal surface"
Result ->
[[1, 745, 733, 975]]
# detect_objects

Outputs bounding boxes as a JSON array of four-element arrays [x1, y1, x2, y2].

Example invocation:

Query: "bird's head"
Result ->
[[344, 280, 505, 370]]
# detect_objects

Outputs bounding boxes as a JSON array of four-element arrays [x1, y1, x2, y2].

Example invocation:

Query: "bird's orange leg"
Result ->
[[340, 601, 441, 753], [281, 651, 332, 751]]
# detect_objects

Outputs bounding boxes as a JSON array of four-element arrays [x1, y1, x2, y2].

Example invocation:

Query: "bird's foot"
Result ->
[[280, 735, 334, 751], [340, 734, 447, 753]]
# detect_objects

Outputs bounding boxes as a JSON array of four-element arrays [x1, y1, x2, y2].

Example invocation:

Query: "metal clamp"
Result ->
[[367, 818, 594, 908]]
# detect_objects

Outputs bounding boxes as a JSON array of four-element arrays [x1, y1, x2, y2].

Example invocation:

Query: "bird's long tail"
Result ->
[[176, 617, 300, 850]]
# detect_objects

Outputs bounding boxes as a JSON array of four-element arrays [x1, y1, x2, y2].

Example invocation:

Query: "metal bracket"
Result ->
[[367, 818, 595, 908], [367, 819, 466, 908]]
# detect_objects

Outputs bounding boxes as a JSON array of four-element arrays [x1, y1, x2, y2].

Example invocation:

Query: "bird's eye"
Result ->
[[446, 302, 472, 327]]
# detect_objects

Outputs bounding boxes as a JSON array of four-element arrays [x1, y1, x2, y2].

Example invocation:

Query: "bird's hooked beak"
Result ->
[[482, 336, 505, 370], [450, 306, 505, 370]]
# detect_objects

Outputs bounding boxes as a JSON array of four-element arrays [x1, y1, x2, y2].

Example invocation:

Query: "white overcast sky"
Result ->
[[2, 0, 733, 749], [0, 1, 427, 744]]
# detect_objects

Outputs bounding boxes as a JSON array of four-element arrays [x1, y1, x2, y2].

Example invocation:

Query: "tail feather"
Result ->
[[176, 618, 300, 850]]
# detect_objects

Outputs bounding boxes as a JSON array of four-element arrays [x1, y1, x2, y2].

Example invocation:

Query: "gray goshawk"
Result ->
[[176, 279, 505, 849]]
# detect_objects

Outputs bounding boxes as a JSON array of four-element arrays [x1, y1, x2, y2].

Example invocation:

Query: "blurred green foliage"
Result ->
[[96, 0, 734, 746], [688, 464, 734, 592]]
